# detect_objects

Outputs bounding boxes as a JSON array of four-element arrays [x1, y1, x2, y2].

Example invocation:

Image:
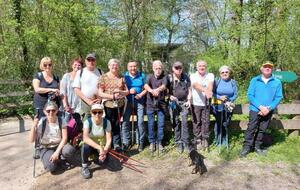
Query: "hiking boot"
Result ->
[[254, 147, 267, 156], [202, 139, 209, 152], [149, 143, 156, 152], [158, 143, 164, 152], [123, 144, 130, 152], [114, 145, 122, 153], [196, 143, 203, 151], [81, 166, 91, 179], [176, 143, 183, 153], [239, 147, 251, 158], [138, 144, 144, 152]]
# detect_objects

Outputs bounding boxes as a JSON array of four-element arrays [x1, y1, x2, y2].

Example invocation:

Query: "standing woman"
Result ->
[[32, 57, 60, 119], [212, 65, 238, 147], [98, 59, 129, 151], [60, 58, 83, 113]]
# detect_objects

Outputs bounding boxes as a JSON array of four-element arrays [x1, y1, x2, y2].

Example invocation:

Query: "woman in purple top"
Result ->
[[212, 65, 238, 148]]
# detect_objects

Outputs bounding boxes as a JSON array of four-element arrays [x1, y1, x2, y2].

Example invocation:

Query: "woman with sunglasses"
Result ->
[[33, 57, 61, 119], [29, 101, 74, 173], [81, 103, 112, 179], [212, 65, 238, 148]]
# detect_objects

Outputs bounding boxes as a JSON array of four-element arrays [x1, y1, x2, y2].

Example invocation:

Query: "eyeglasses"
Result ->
[[92, 111, 103, 115], [44, 64, 52, 67], [87, 58, 96, 62], [221, 71, 229, 74], [174, 66, 182, 70], [46, 109, 56, 113]]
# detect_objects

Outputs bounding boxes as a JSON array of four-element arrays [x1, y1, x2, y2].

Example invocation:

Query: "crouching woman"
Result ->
[[81, 103, 112, 179], [29, 101, 75, 173]]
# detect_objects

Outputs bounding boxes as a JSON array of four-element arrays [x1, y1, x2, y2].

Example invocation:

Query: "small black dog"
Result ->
[[188, 149, 207, 175]]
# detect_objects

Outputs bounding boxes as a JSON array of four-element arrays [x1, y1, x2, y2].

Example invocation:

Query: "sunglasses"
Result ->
[[46, 109, 56, 113], [87, 58, 96, 62], [221, 71, 229, 74], [92, 111, 103, 115], [44, 63, 52, 67], [174, 66, 182, 70]]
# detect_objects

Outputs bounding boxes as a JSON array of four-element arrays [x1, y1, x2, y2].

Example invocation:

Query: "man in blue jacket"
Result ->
[[240, 61, 283, 157]]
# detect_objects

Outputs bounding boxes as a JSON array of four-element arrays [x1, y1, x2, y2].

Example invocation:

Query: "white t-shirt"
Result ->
[[83, 118, 112, 146], [190, 72, 214, 106], [38, 118, 67, 148], [73, 67, 101, 113]]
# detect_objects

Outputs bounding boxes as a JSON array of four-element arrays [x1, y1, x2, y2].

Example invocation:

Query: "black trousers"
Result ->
[[191, 105, 210, 143], [244, 110, 273, 149]]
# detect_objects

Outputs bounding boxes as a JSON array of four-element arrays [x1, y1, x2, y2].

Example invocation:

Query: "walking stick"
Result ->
[[224, 109, 229, 150], [113, 93, 124, 151], [131, 95, 135, 146], [218, 103, 224, 153]]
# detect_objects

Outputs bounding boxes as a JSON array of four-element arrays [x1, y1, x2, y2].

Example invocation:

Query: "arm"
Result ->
[[82, 126, 103, 152], [229, 80, 238, 102], [32, 78, 58, 94], [104, 131, 112, 153], [60, 74, 70, 111], [269, 81, 283, 110], [247, 79, 262, 110], [74, 88, 94, 106], [29, 117, 39, 143]]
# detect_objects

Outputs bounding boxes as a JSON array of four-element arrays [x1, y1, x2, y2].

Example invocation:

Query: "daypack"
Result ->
[[66, 112, 83, 143], [36, 116, 62, 147], [87, 116, 109, 133]]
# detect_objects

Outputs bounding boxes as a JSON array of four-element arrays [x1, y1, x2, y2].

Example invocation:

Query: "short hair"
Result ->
[[196, 60, 207, 67], [219, 65, 231, 73], [39, 57, 52, 71], [152, 60, 163, 68], [44, 101, 58, 110], [108, 58, 120, 66], [70, 57, 83, 68]]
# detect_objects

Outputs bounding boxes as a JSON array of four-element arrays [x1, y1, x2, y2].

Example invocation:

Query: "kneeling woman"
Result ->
[[29, 101, 75, 173], [81, 103, 112, 179]]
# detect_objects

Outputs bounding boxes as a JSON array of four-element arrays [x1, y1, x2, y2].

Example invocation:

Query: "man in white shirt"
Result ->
[[190, 60, 214, 151], [73, 53, 102, 120]]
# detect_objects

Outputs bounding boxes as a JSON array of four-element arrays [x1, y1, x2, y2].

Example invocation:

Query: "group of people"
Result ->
[[29, 53, 283, 179]]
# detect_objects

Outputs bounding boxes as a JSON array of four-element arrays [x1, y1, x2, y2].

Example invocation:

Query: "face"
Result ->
[[85, 58, 96, 70], [220, 70, 230, 80], [172, 65, 183, 75], [197, 62, 207, 75], [43, 61, 53, 72], [109, 61, 119, 73], [72, 61, 82, 72], [127, 62, 138, 76], [261, 66, 273, 77], [44, 106, 58, 119], [91, 109, 103, 122], [153, 63, 163, 77]]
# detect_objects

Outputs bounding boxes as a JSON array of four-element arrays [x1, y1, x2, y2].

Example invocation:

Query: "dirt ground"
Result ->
[[0, 116, 299, 190]]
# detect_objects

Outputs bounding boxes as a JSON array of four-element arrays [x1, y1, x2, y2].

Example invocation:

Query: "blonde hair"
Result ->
[[152, 60, 163, 68], [39, 57, 52, 71], [196, 60, 207, 67], [108, 58, 120, 66]]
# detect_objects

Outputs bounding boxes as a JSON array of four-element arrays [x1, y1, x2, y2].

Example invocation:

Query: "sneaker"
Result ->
[[149, 143, 155, 152], [196, 142, 203, 151], [138, 144, 144, 152], [239, 147, 251, 158], [176, 143, 183, 153], [254, 147, 267, 156], [158, 144, 164, 152], [123, 144, 130, 151], [81, 167, 91, 179], [114, 145, 122, 153]]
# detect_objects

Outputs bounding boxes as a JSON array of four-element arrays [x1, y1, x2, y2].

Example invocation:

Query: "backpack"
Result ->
[[168, 73, 190, 95], [36, 116, 62, 147], [87, 116, 109, 133], [80, 68, 103, 78], [66, 112, 83, 142]]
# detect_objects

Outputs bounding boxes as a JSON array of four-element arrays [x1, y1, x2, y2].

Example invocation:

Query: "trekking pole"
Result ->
[[108, 151, 143, 173], [131, 95, 135, 146], [224, 108, 229, 150]]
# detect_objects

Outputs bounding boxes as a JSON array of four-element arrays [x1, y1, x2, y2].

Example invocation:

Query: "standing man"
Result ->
[[144, 60, 168, 153], [73, 53, 102, 121], [190, 60, 214, 151], [240, 61, 283, 157], [122, 61, 147, 152], [168, 61, 192, 153]]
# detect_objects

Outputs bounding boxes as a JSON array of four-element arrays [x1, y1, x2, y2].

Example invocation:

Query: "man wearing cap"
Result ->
[[122, 61, 147, 152], [168, 61, 192, 153], [73, 53, 102, 121], [240, 61, 283, 157], [190, 60, 214, 151]]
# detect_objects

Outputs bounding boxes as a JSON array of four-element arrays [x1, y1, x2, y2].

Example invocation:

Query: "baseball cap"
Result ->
[[173, 61, 183, 67], [262, 61, 273, 68], [91, 103, 104, 111], [86, 53, 96, 60]]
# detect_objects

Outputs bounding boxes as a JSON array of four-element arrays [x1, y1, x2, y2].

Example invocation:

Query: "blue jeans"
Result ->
[[147, 108, 165, 144], [122, 102, 145, 145]]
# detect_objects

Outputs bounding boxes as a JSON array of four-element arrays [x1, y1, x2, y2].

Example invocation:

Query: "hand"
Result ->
[[92, 98, 101, 104], [52, 89, 60, 96], [152, 89, 159, 97], [129, 88, 136, 94], [170, 95, 178, 101], [259, 106, 270, 116], [204, 90, 213, 99], [99, 152, 107, 162], [49, 151, 60, 163], [135, 93, 142, 100], [64, 105, 72, 112], [113, 89, 120, 94], [220, 96, 227, 101]]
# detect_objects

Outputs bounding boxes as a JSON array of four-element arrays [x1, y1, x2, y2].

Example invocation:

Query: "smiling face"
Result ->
[[72, 61, 82, 72], [261, 65, 273, 78], [85, 57, 96, 70], [44, 105, 58, 120], [127, 61, 138, 76], [196, 61, 207, 75], [220, 70, 230, 80], [152, 60, 163, 77], [109, 60, 119, 74], [91, 109, 103, 123]]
